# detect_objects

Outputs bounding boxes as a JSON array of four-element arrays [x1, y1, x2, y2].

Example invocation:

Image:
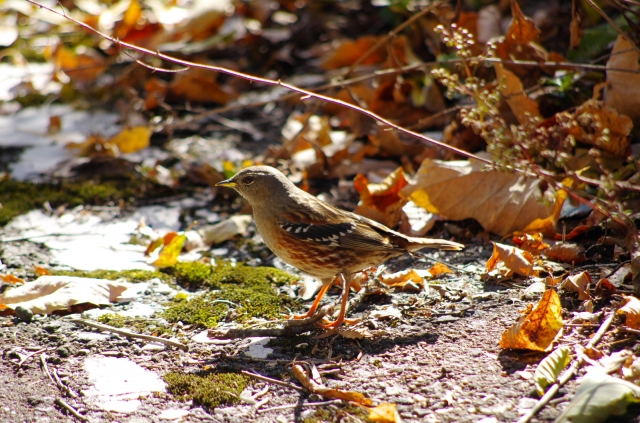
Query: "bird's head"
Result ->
[[216, 166, 295, 206]]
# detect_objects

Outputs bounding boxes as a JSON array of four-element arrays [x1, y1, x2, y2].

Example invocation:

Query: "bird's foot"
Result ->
[[317, 317, 360, 329]]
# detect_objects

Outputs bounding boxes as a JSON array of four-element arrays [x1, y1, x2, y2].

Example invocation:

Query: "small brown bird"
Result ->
[[216, 166, 464, 328]]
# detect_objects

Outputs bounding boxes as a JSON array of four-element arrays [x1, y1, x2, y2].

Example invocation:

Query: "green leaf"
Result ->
[[534, 346, 571, 396], [555, 370, 640, 423]]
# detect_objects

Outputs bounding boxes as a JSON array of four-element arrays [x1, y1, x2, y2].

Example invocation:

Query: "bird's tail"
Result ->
[[395, 234, 465, 252]]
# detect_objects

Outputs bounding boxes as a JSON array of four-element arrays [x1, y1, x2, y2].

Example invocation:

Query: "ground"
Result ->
[[1, 235, 636, 423]]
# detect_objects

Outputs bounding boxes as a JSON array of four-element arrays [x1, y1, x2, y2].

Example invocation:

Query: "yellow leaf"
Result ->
[[292, 364, 372, 406], [369, 403, 401, 423], [152, 233, 187, 268], [500, 289, 563, 351], [428, 262, 453, 277], [108, 126, 151, 154]]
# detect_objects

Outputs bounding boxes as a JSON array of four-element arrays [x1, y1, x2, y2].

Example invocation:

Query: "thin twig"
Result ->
[[17, 347, 49, 368], [241, 370, 306, 393], [23, 0, 490, 164], [517, 312, 615, 423], [582, 0, 640, 55], [53, 368, 79, 399], [55, 398, 89, 422], [69, 318, 188, 351], [40, 353, 56, 385]]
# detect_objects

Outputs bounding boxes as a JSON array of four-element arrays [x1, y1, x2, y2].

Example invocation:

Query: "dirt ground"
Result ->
[[2, 235, 637, 423]]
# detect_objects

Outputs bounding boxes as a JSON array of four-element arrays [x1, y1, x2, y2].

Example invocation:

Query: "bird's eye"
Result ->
[[242, 176, 255, 185]]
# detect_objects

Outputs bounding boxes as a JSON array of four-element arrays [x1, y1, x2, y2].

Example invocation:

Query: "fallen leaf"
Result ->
[[494, 62, 540, 124], [500, 289, 563, 351], [534, 345, 571, 396], [152, 232, 188, 268], [354, 167, 408, 228], [108, 126, 151, 154], [34, 266, 52, 276], [567, 99, 632, 157], [512, 233, 549, 255], [486, 242, 535, 277], [170, 69, 238, 104], [2, 274, 25, 285], [321, 36, 386, 69], [618, 296, 640, 329], [605, 35, 640, 128], [368, 402, 402, 423], [293, 364, 372, 405], [370, 305, 403, 320], [428, 262, 453, 277], [544, 242, 586, 263], [556, 369, 640, 423], [560, 272, 592, 301], [379, 269, 423, 290], [401, 159, 556, 237], [200, 215, 252, 245], [0, 276, 134, 314]]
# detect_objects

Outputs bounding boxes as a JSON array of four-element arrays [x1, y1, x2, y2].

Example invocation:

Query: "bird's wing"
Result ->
[[278, 202, 398, 251]]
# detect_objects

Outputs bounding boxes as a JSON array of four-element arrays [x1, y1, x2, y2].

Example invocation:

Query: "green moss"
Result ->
[[0, 177, 174, 227], [170, 261, 298, 290], [96, 313, 174, 337], [163, 371, 250, 408], [163, 286, 299, 328], [52, 269, 171, 283], [302, 403, 374, 423]]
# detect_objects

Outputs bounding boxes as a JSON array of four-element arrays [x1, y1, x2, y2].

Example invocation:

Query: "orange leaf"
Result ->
[[34, 266, 52, 276], [500, 289, 563, 351], [1, 274, 25, 285], [512, 233, 549, 255], [379, 269, 423, 290], [354, 167, 408, 228], [428, 262, 453, 277], [618, 296, 640, 329]]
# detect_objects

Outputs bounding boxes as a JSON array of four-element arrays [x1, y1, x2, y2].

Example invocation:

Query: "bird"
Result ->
[[216, 166, 464, 328]]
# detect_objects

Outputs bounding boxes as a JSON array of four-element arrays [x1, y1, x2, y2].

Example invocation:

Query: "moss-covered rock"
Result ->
[[163, 371, 250, 408], [170, 261, 298, 290], [96, 313, 173, 337]]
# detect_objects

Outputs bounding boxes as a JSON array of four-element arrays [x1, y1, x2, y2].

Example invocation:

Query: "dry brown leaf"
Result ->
[[354, 167, 408, 228], [560, 272, 592, 300], [494, 62, 540, 124], [368, 403, 402, 423], [401, 159, 555, 236], [605, 35, 640, 128], [568, 99, 632, 157], [0, 276, 133, 314], [170, 69, 238, 104], [543, 243, 586, 263], [618, 296, 640, 329], [321, 36, 386, 69], [51, 45, 108, 84], [293, 364, 372, 405], [486, 242, 535, 277], [500, 289, 563, 351]]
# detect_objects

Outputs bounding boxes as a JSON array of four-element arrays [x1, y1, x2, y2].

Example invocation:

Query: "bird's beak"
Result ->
[[216, 177, 237, 188]]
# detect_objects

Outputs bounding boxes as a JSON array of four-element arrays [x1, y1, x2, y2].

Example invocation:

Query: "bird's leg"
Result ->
[[289, 277, 333, 320], [319, 272, 358, 329]]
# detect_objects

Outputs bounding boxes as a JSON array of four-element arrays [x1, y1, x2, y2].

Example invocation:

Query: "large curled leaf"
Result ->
[[534, 346, 571, 396], [401, 159, 555, 236], [555, 370, 640, 423]]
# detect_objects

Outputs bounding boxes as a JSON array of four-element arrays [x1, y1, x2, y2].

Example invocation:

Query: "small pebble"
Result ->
[[14, 306, 33, 323]]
